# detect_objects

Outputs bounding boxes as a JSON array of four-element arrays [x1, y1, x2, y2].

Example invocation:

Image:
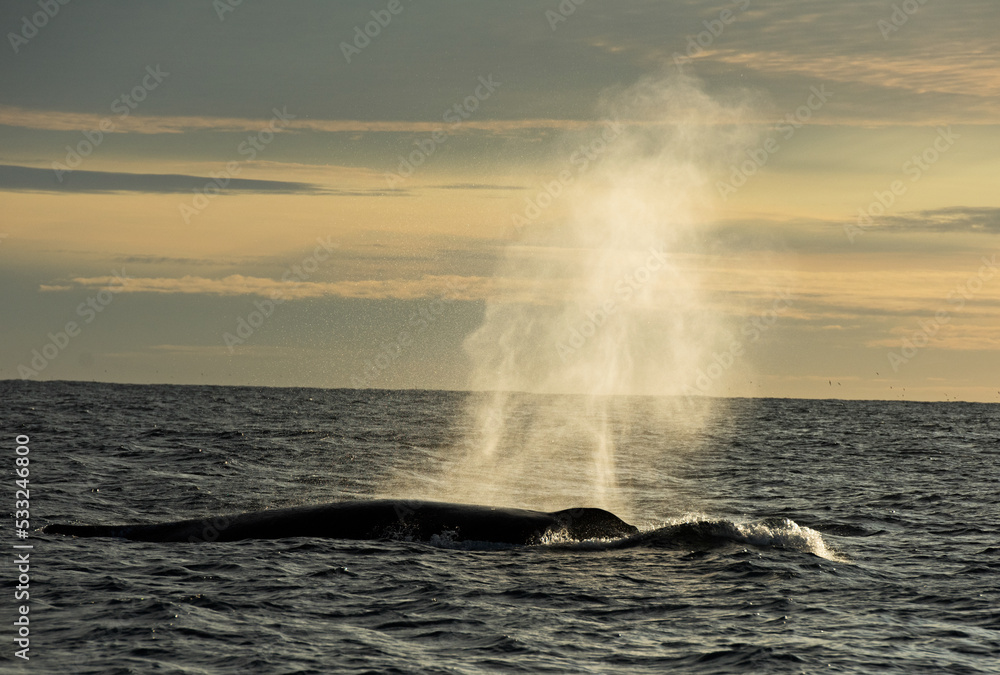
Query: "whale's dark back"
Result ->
[[552, 507, 640, 540], [43, 499, 639, 545]]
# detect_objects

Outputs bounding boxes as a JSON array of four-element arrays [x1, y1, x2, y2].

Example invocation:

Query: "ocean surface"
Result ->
[[2, 380, 998, 674]]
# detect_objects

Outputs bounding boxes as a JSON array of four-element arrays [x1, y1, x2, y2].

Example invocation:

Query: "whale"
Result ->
[[42, 499, 639, 545]]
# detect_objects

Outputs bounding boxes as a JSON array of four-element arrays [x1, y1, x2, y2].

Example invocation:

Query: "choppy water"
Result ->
[[2, 380, 998, 673]]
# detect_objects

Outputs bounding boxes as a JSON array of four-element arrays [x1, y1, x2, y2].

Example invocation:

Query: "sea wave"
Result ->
[[537, 515, 844, 561]]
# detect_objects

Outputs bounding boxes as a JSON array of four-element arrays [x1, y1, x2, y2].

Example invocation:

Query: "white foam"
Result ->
[[642, 514, 847, 562], [729, 518, 844, 562]]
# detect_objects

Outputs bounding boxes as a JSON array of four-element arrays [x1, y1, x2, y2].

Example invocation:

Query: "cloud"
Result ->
[[434, 183, 527, 191], [0, 104, 780, 144], [112, 255, 223, 265], [0, 105, 616, 136], [36, 270, 648, 305], [41, 273, 491, 301], [707, 48, 1000, 99], [574, 2, 1000, 125], [0, 164, 351, 195], [29, 267, 964, 316], [698, 42, 1000, 126], [866, 324, 1000, 351], [874, 207, 1000, 233]]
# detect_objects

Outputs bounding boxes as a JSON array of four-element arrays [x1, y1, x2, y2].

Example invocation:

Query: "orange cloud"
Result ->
[[0, 105, 611, 136], [44, 273, 486, 300]]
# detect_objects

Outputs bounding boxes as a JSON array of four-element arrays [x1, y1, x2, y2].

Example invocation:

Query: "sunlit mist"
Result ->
[[385, 74, 765, 514]]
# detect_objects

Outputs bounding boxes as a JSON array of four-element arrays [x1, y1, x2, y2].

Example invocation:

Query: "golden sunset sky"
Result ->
[[1, 0, 998, 401]]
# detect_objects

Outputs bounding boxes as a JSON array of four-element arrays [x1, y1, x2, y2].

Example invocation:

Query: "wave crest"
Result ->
[[641, 516, 844, 561]]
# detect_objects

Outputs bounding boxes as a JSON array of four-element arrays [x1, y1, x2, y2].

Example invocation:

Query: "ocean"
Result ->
[[2, 380, 998, 673]]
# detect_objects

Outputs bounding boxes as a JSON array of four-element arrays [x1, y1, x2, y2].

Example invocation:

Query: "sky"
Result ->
[[1, 0, 998, 402]]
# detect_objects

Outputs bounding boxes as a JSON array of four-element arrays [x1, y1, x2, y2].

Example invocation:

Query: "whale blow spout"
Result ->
[[43, 499, 639, 545]]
